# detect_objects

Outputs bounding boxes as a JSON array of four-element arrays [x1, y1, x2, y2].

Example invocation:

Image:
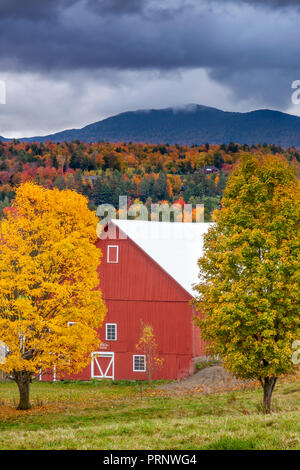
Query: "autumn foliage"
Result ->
[[1, 140, 299, 223], [194, 154, 300, 413], [0, 183, 107, 409], [136, 323, 164, 384]]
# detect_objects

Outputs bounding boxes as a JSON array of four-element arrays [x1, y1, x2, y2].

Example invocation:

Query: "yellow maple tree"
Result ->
[[0, 183, 107, 409], [136, 323, 164, 385]]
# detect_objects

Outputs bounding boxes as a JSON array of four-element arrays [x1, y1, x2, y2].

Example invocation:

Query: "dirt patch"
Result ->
[[159, 365, 256, 394]]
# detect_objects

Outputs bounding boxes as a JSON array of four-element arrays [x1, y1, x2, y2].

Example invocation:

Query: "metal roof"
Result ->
[[111, 219, 212, 296]]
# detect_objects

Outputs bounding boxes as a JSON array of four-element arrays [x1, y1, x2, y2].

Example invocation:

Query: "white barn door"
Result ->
[[91, 352, 114, 380]]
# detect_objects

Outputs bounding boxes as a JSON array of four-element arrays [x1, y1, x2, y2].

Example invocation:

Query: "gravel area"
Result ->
[[159, 365, 255, 394]]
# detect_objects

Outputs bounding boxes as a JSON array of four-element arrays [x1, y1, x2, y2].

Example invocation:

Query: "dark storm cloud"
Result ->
[[87, 0, 190, 18], [0, 0, 188, 21], [0, 0, 78, 19], [1, 0, 300, 116], [87, 0, 145, 15], [0, 0, 297, 71], [229, 0, 300, 7], [0, 1, 200, 71]]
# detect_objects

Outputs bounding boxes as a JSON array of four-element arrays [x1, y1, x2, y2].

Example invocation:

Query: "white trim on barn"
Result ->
[[133, 354, 146, 372], [91, 352, 115, 380], [107, 245, 119, 263], [105, 323, 117, 341]]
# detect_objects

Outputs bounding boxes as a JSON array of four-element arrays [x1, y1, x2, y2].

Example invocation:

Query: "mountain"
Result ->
[[3, 104, 300, 147]]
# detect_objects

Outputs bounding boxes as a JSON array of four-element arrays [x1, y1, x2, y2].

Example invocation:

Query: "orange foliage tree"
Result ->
[[136, 323, 164, 384], [0, 183, 107, 409]]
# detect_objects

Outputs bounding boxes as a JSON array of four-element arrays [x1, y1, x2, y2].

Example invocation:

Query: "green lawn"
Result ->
[[0, 377, 299, 450]]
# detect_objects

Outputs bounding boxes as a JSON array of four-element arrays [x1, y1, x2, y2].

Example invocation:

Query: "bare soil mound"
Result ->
[[159, 365, 255, 394]]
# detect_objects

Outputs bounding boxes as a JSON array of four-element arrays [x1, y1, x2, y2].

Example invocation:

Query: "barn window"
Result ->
[[106, 323, 117, 341], [107, 245, 119, 263], [133, 355, 146, 372]]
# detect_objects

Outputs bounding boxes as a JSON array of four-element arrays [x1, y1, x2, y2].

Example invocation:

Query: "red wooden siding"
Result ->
[[97, 226, 191, 303], [43, 222, 206, 382], [191, 308, 206, 358]]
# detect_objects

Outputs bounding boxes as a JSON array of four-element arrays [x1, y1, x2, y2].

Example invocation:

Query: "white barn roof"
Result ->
[[111, 219, 212, 296]]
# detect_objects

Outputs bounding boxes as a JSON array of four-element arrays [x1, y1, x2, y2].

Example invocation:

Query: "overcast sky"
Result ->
[[1, 0, 300, 137]]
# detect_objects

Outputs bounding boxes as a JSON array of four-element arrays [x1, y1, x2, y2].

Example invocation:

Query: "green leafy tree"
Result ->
[[194, 154, 300, 413], [152, 172, 168, 201], [0, 197, 10, 219], [139, 177, 151, 202]]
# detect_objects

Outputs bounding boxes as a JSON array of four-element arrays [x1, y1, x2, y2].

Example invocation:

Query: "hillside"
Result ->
[[0, 140, 299, 222], [3, 104, 300, 147]]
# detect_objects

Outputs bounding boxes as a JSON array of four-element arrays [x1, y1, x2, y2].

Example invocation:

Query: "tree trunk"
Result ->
[[147, 356, 152, 386], [262, 377, 277, 414], [148, 366, 152, 386], [14, 371, 32, 410]]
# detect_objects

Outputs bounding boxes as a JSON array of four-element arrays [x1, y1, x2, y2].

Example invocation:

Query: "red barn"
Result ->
[[42, 220, 211, 382], [68, 219, 211, 382]]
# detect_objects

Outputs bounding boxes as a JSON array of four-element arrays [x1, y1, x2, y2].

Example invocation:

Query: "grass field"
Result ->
[[0, 377, 299, 450]]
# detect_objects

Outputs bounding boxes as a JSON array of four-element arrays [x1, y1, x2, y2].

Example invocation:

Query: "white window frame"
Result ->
[[106, 323, 117, 341], [107, 245, 119, 263], [133, 355, 146, 372]]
